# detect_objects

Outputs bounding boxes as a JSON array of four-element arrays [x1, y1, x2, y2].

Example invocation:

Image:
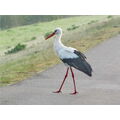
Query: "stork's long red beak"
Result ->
[[45, 32, 55, 40]]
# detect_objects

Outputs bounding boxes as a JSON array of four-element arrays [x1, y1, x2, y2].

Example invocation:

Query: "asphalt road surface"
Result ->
[[1, 35, 120, 105]]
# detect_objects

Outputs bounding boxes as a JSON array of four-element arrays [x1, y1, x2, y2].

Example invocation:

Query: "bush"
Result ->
[[31, 36, 36, 40], [107, 15, 112, 19], [67, 24, 79, 31], [88, 20, 97, 24], [5, 43, 26, 54]]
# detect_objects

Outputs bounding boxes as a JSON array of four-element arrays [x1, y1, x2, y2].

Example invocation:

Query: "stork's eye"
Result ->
[[54, 30, 57, 33]]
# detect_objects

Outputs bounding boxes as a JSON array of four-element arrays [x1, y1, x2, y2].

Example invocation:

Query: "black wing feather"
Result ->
[[74, 50, 87, 59], [61, 50, 92, 77]]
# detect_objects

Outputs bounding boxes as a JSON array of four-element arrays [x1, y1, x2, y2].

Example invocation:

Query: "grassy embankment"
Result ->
[[0, 15, 120, 86]]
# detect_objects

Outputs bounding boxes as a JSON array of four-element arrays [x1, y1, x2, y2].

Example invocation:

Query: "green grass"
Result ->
[[0, 16, 107, 52], [0, 15, 120, 86]]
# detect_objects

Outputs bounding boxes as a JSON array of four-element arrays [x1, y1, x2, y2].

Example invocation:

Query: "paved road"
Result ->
[[1, 35, 120, 105]]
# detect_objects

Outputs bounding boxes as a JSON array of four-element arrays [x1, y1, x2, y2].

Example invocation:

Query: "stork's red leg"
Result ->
[[70, 67, 78, 95], [53, 67, 69, 93]]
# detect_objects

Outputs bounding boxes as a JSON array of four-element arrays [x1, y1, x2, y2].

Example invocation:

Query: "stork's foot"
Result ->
[[70, 91, 78, 95], [53, 90, 62, 93]]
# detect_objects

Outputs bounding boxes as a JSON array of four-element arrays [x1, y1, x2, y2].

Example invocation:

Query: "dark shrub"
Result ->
[[31, 36, 36, 40], [107, 15, 112, 19], [5, 43, 26, 54], [67, 24, 79, 31]]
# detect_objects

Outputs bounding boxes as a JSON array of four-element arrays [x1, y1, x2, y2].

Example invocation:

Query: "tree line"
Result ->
[[0, 15, 73, 30]]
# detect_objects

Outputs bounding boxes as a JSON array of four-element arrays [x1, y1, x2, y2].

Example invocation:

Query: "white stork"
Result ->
[[45, 28, 92, 94]]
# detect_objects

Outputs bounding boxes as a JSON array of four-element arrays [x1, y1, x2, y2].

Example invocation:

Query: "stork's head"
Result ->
[[45, 28, 62, 40]]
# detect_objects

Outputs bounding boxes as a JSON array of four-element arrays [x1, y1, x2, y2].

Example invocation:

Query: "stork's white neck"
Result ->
[[54, 33, 65, 54], [55, 33, 61, 41]]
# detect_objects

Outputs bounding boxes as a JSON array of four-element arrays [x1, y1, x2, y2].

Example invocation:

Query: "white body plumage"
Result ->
[[53, 28, 78, 60]]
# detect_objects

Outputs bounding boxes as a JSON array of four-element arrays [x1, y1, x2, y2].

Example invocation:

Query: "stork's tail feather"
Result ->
[[81, 61, 93, 77], [76, 65, 92, 77], [87, 72, 92, 77]]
